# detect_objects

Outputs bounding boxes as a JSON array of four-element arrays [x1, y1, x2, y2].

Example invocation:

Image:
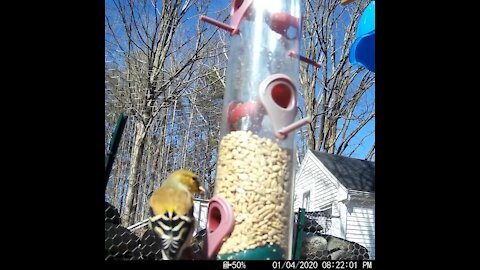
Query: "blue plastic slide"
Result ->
[[349, 0, 375, 72]]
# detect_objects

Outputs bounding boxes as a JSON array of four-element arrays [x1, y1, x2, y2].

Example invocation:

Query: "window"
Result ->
[[302, 191, 310, 211]]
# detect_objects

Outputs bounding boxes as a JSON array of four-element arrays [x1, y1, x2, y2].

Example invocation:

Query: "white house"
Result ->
[[294, 150, 375, 259], [193, 198, 209, 236]]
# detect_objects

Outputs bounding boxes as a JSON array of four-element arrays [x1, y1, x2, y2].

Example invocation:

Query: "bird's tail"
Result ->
[[161, 249, 170, 260]]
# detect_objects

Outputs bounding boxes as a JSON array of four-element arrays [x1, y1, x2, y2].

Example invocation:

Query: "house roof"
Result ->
[[310, 150, 375, 193]]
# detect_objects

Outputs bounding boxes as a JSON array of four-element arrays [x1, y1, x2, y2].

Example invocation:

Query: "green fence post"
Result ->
[[105, 113, 128, 192], [293, 208, 306, 260]]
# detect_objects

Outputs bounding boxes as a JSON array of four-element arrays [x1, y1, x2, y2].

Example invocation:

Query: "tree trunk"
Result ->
[[162, 100, 178, 179], [122, 121, 147, 225], [111, 143, 123, 207], [134, 136, 151, 222], [365, 143, 375, 161], [181, 96, 195, 168], [156, 107, 170, 186]]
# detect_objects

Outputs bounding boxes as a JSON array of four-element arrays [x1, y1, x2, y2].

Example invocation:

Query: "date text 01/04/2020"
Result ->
[[271, 261, 374, 269]]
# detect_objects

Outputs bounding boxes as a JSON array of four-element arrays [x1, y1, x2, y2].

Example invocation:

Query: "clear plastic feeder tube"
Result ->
[[212, 0, 302, 260]]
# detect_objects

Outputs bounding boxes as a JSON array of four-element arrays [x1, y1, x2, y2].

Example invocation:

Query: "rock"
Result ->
[[301, 234, 369, 260]]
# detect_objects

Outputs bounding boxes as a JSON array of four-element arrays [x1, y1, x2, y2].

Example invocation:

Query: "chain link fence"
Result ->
[[105, 200, 208, 260], [106, 199, 370, 261], [295, 209, 370, 260], [105, 202, 143, 260]]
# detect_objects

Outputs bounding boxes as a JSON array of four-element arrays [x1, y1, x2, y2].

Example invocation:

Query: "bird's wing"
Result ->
[[149, 187, 195, 260]]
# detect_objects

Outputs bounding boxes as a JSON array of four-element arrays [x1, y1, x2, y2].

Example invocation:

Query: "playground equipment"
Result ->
[[349, 0, 375, 72], [105, 113, 128, 191]]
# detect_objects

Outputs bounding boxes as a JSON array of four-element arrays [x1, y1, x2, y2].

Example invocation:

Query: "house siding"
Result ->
[[329, 201, 347, 238], [293, 154, 313, 211], [193, 199, 209, 235], [294, 153, 338, 212], [346, 200, 375, 259]]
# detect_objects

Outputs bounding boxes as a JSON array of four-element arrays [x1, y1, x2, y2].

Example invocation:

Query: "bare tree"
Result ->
[[298, 0, 375, 160], [105, 0, 222, 225], [365, 142, 375, 161]]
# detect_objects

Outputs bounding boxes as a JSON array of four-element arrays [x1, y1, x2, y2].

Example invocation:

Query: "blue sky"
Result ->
[[106, 0, 374, 160], [294, 1, 374, 160], [203, 0, 374, 159]]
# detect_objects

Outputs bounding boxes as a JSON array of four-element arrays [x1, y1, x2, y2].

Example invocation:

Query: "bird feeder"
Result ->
[[201, 0, 313, 260]]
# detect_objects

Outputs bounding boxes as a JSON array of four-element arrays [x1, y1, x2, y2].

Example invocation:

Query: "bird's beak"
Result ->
[[199, 186, 205, 194]]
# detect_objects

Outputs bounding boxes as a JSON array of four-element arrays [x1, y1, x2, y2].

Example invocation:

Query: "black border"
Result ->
[[376, 0, 451, 268], [10, 0, 106, 263], [10, 0, 451, 267]]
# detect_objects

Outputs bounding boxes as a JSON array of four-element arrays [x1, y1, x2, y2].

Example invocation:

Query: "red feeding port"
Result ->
[[227, 100, 266, 132], [232, 0, 255, 20], [206, 196, 235, 259], [267, 12, 299, 39], [233, 0, 244, 12], [258, 74, 298, 138], [271, 82, 293, 109], [229, 0, 254, 35], [208, 207, 221, 232]]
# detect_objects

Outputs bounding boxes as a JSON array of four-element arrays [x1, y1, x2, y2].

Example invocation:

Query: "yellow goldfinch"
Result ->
[[148, 169, 204, 260]]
